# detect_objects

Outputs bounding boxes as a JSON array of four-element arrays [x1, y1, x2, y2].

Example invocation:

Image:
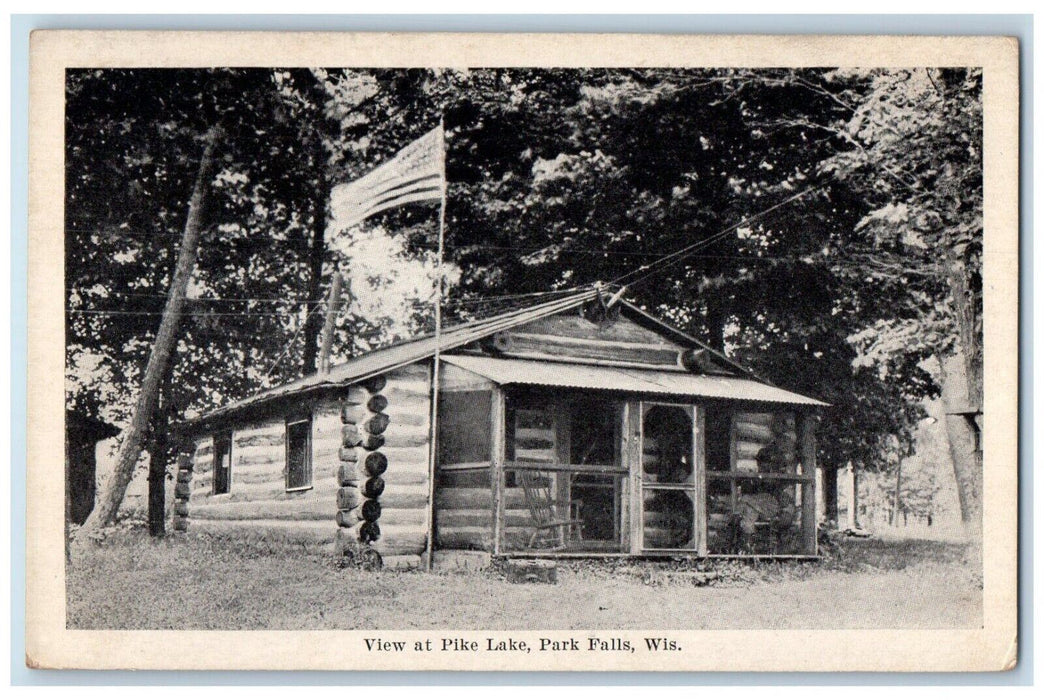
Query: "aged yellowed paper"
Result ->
[[28, 31, 1018, 671]]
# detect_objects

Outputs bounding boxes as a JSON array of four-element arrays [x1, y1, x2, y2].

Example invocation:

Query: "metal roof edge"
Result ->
[[180, 289, 600, 430]]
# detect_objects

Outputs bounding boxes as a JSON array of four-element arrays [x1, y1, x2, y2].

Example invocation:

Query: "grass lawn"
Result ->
[[66, 529, 982, 630]]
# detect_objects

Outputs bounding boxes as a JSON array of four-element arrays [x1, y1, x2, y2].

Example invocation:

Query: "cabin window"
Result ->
[[500, 390, 625, 553], [212, 433, 232, 495], [285, 416, 312, 491], [438, 390, 493, 469]]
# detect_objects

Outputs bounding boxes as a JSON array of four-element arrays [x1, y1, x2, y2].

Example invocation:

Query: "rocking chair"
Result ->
[[518, 470, 583, 550]]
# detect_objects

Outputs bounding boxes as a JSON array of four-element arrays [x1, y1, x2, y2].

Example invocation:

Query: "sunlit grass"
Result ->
[[66, 528, 982, 630]]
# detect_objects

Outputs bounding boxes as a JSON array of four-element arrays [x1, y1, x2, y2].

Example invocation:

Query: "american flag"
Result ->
[[329, 125, 445, 233]]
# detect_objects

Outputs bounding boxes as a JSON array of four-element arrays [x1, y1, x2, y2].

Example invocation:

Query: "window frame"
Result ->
[[212, 431, 232, 495], [284, 414, 313, 492]]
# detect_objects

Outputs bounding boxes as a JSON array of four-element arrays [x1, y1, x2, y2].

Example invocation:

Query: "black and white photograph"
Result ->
[[26, 31, 1019, 671]]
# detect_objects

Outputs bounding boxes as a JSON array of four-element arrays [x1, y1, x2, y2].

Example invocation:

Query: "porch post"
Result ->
[[799, 413, 819, 554], [490, 386, 506, 555], [694, 404, 707, 556]]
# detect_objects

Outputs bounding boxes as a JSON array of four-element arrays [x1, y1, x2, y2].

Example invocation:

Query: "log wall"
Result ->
[[335, 363, 432, 569], [181, 402, 341, 549]]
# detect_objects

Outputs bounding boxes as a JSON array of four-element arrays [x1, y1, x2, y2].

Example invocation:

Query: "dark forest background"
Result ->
[[64, 67, 983, 532]]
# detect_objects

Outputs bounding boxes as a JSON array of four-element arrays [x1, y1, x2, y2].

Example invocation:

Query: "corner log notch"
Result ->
[[171, 450, 193, 532], [333, 364, 433, 571], [336, 377, 386, 566]]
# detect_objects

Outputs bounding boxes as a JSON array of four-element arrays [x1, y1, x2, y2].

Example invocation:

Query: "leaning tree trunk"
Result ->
[[146, 359, 177, 537], [74, 127, 221, 543]]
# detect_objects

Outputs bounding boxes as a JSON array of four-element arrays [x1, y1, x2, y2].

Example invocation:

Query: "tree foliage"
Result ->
[[66, 67, 982, 519]]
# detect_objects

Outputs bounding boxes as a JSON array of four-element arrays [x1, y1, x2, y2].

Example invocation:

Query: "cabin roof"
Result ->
[[183, 289, 821, 430], [442, 355, 829, 406]]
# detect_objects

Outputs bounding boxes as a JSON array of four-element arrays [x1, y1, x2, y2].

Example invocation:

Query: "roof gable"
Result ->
[[184, 289, 772, 428]]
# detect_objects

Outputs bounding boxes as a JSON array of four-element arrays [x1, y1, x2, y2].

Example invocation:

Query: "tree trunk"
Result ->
[[299, 176, 328, 375], [705, 297, 726, 353], [892, 459, 902, 526], [146, 361, 177, 537], [939, 223, 983, 542], [299, 71, 332, 377], [74, 127, 221, 543], [940, 352, 983, 541], [822, 464, 839, 524]]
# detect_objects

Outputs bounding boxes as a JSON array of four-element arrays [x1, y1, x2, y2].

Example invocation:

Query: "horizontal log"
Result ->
[[176, 469, 192, 484], [378, 446, 430, 466], [190, 496, 338, 521], [359, 521, 380, 544], [360, 433, 385, 451], [360, 374, 387, 394], [735, 458, 759, 472], [361, 499, 382, 523], [736, 440, 765, 460], [232, 448, 286, 468], [177, 454, 194, 468], [191, 518, 338, 546], [381, 428, 430, 449], [338, 447, 359, 463], [388, 363, 429, 381], [313, 445, 344, 466], [362, 476, 385, 499], [388, 412, 428, 429], [193, 442, 213, 458], [337, 486, 362, 511], [734, 422, 774, 443], [385, 468, 429, 486], [372, 523, 428, 556], [338, 462, 362, 487], [172, 516, 188, 532], [365, 451, 388, 476], [340, 385, 370, 406], [365, 413, 391, 436], [377, 507, 426, 528], [382, 382, 432, 402], [500, 331, 682, 367], [192, 475, 339, 502], [736, 412, 775, 426], [341, 404, 361, 425], [435, 487, 492, 510], [341, 424, 361, 447], [175, 482, 191, 499], [337, 508, 361, 528], [437, 526, 492, 551], [367, 394, 389, 413], [233, 432, 285, 448], [381, 483, 428, 510], [436, 509, 494, 529], [173, 502, 189, 517]]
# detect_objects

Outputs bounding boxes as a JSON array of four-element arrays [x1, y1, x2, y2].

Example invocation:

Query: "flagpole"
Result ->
[[425, 120, 446, 572]]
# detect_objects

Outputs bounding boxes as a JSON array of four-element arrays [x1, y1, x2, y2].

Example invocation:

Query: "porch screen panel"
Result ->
[[501, 391, 626, 554], [640, 403, 696, 551], [437, 390, 493, 468], [705, 410, 815, 555]]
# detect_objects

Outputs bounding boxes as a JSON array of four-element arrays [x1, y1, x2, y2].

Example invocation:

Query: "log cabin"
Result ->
[[176, 290, 828, 570]]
